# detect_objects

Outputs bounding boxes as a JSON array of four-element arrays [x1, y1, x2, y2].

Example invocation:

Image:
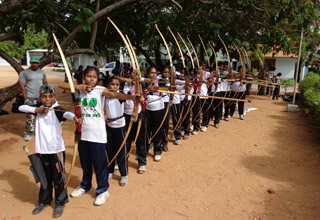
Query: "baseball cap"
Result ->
[[30, 56, 40, 63]]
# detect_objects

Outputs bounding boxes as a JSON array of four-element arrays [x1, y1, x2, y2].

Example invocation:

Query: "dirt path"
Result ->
[[0, 68, 320, 220]]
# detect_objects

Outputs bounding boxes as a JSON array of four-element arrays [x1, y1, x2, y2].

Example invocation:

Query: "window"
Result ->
[[105, 63, 114, 68]]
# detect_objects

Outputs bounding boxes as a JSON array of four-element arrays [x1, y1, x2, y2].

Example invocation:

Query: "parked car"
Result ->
[[99, 61, 132, 77]]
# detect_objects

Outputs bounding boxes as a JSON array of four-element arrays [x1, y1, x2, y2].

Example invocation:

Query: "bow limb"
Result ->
[[53, 33, 81, 188], [177, 32, 195, 69], [198, 34, 210, 67], [168, 26, 185, 68], [187, 36, 200, 69], [148, 24, 174, 145]]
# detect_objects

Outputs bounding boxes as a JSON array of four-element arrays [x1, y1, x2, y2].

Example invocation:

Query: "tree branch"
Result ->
[[0, 0, 37, 17], [90, 0, 100, 50]]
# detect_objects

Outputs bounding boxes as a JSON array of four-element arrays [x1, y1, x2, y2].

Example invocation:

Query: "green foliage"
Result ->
[[71, 3, 95, 32], [0, 25, 48, 59], [280, 78, 295, 86], [299, 72, 320, 119]]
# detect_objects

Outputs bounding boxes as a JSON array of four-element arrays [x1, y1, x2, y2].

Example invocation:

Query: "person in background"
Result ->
[[112, 60, 121, 76], [272, 72, 282, 100], [266, 67, 276, 96], [74, 65, 84, 85], [19, 56, 48, 141]]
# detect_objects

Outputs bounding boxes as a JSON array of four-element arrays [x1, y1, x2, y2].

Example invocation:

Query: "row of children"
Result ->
[[19, 62, 253, 217]]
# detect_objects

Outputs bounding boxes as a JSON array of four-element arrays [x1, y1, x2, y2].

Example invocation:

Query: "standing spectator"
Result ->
[[74, 65, 84, 85], [266, 67, 276, 96], [19, 56, 48, 141], [272, 72, 282, 100], [112, 60, 121, 76]]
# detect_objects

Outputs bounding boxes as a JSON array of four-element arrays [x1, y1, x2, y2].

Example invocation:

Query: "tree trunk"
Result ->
[[0, 82, 21, 110], [89, 0, 100, 50]]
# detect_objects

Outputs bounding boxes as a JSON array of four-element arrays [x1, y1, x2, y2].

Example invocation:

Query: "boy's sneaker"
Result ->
[[191, 130, 198, 135], [154, 154, 161, 162], [94, 191, 110, 206], [114, 164, 119, 171], [183, 135, 189, 140], [32, 203, 50, 215], [108, 173, 114, 179], [190, 125, 194, 131], [138, 165, 146, 174], [240, 115, 244, 120], [224, 117, 229, 121], [200, 126, 207, 132], [70, 186, 86, 198], [53, 205, 64, 218], [24, 133, 32, 141], [214, 123, 220, 128], [174, 139, 181, 145], [120, 176, 128, 186]]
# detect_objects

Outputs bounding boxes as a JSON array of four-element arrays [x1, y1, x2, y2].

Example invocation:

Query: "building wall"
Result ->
[[0, 57, 9, 65], [274, 57, 297, 79]]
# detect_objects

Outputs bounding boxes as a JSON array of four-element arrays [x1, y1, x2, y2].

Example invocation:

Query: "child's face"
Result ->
[[108, 79, 120, 90], [148, 68, 157, 80], [40, 93, 57, 107], [84, 70, 98, 86], [162, 68, 170, 79]]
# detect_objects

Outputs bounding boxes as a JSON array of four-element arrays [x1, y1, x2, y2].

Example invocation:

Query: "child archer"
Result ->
[[19, 84, 80, 218]]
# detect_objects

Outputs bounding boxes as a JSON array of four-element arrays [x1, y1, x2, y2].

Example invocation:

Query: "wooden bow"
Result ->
[[187, 36, 206, 123], [52, 33, 82, 188], [107, 17, 139, 166]]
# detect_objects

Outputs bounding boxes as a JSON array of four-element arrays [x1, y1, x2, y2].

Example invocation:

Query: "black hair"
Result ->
[[84, 66, 99, 77], [146, 66, 157, 76], [277, 72, 282, 76], [161, 66, 170, 73], [93, 60, 98, 65], [107, 76, 120, 85], [237, 65, 243, 72]]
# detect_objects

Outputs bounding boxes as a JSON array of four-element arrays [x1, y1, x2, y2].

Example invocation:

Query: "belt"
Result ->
[[107, 115, 123, 122]]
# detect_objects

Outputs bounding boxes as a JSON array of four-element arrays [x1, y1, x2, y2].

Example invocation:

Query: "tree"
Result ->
[[0, 0, 179, 109]]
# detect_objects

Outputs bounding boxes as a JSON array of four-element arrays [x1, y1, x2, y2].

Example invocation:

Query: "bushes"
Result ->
[[299, 72, 320, 119]]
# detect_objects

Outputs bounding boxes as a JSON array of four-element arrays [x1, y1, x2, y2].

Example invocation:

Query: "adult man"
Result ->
[[19, 56, 48, 141]]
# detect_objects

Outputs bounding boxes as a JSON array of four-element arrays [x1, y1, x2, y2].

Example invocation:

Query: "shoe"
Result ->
[[53, 205, 64, 218], [94, 191, 110, 206], [154, 154, 161, 161], [183, 135, 189, 140], [191, 130, 198, 135], [214, 123, 220, 128], [174, 139, 181, 145], [224, 117, 229, 121], [24, 133, 32, 141], [114, 164, 119, 171], [162, 144, 168, 152], [200, 126, 207, 132], [108, 173, 114, 179], [32, 203, 50, 215], [138, 165, 146, 174], [70, 186, 86, 198], [190, 125, 194, 131], [120, 176, 128, 186], [240, 115, 244, 120]]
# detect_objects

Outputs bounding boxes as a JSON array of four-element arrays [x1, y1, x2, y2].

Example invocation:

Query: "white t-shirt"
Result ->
[[146, 80, 165, 111], [105, 97, 125, 128], [19, 102, 75, 154], [123, 82, 141, 115], [232, 81, 246, 92], [79, 85, 107, 143]]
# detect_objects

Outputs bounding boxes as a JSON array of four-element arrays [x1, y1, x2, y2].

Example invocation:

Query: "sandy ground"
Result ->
[[0, 66, 320, 220]]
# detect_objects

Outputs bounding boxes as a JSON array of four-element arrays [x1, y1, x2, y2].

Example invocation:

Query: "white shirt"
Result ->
[[232, 81, 246, 92], [146, 80, 165, 111], [123, 82, 141, 115], [105, 97, 125, 128], [19, 102, 75, 154], [79, 85, 107, 143]]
